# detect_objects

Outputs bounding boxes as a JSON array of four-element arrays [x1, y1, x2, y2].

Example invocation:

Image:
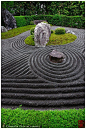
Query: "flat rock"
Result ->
[[49, 50, 65, 63]]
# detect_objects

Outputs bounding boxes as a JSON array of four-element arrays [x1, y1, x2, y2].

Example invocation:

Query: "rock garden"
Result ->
[[1, 1, 85, 128]]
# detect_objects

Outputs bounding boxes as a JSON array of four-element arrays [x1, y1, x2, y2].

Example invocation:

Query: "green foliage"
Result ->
[[55, 28, 65, 34], [25, 31, 77, 46], [1, 108, 85, 128], [25, 35, 35, 46], [31, 34, 34, 40], [1, 1, 14, 14], [14, 15, 84, 29], [30, 27, 35, 35], [1, 25, 36, 39], [47, 32, 77, 45], [25, 16, 34, 25], [14, 16, 27, 27], [51, 30, 54, 33], [1, 1, 85, 16], [42, 21, 48, 24], [30, 21, 34, 25], [51, 14, 62, 26], [50, 15, 85, 29]]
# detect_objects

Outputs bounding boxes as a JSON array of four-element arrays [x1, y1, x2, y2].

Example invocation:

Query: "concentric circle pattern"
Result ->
[[1, 26, 85, 110], [30, 46, 84, 83]]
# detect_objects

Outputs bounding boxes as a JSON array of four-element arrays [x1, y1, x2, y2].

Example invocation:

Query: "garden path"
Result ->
[[1, 26, 85, 110]]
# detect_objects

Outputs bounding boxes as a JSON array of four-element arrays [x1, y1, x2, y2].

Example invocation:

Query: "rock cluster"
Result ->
[[66, 30, 75, 35], [2, 9, 17, 30], [34, 22, 51, 47]]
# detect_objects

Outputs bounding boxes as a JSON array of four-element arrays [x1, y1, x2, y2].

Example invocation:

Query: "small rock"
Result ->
[[66, 30, 75, 35], [1, 26, 7, 33]]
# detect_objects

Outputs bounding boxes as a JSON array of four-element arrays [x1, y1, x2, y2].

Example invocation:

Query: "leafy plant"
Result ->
[[25, 31, 77, 46], [25, 35, 35, 46], [14, 15, 85, 29], [42, 21, 48, 24], [1, 1, 85, 16], [30, 21, 34, 25], [51, 30, 54, 33], [55, 28, 65, 34], [30, 27, 35, 35], [14, 16, 27, 27], [1, 108, 85, 128]]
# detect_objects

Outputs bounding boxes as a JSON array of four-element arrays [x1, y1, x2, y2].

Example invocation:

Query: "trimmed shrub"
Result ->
[[31, 34, 34, 40], [14, 15, 85, 29], [30, 27, 35, 35], [25, 35, 35, 46], [55, 28, 65, 34], [14, 16, 27, 27], [25, 16, 34, 25], [51, 30, 54, 33], [30, 21, 34, 25], [50, 14, 62, 26]]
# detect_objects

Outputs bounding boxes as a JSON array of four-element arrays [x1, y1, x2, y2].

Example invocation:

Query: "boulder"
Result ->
[[1, 26, 7, 33], [34, 22, 51, 47], [1, 9, 17, 30]]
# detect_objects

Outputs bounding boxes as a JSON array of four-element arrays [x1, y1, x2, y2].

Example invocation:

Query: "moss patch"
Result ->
[[25, 31, 77, 46], [25, 35, 35, 46], [1, 25, 36, 39], [47, 33, 77, 45]]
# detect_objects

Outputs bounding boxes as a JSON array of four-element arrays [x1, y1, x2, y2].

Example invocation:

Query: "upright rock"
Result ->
[[34, 22, 51, 47], [1, 9, 17, 30]]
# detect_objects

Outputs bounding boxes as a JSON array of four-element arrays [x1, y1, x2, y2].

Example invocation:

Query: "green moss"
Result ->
[[1, 25, 36, 39], [47, 32, 77, 45], [25, 31, 77, 46], [25, 35, 35, 46]]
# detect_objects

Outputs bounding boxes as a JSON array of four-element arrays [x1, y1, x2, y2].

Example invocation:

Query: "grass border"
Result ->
[[1, 108, 85, 128]]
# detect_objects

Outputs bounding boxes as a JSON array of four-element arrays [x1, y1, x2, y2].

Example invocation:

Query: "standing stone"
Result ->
[[34, 22, 51, 47], [1, 9, 17, 30], [1, 26, 8, 33]]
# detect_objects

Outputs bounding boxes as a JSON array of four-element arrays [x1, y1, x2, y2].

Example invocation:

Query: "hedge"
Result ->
[[14, 16, 27, 27], [14, 15, 84, 29]]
